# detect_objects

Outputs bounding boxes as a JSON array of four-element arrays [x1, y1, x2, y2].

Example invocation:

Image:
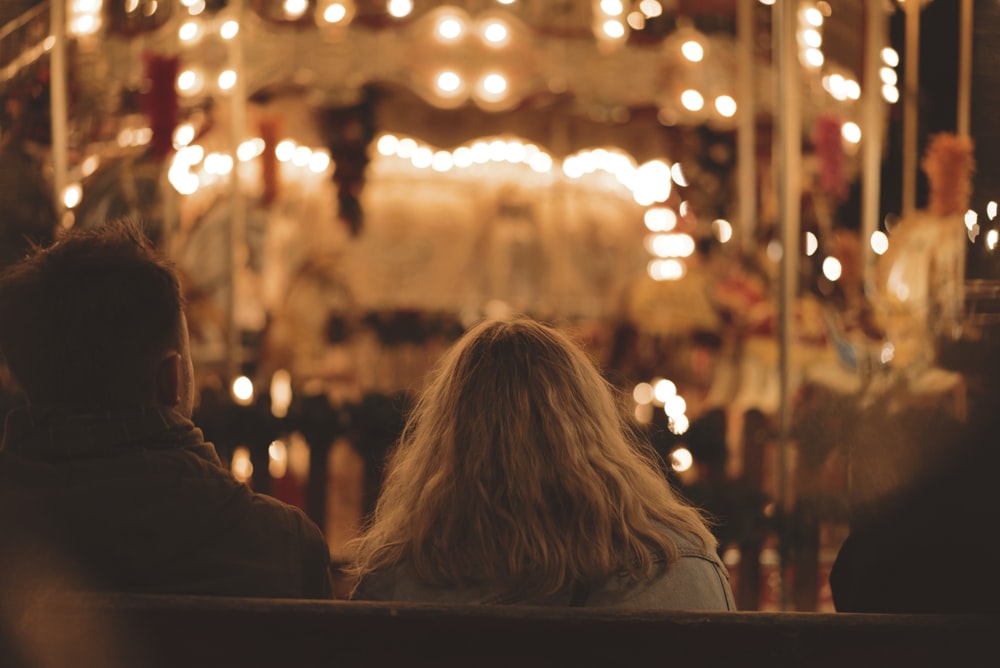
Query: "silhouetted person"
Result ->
[[349, 317, 734, 609], [0, 222, 333, 598]]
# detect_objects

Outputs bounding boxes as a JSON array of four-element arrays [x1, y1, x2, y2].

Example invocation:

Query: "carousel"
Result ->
[[0, 0, 985, 610]]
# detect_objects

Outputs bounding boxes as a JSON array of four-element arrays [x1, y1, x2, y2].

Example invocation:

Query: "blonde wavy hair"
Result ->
[[348, 317, 717, 598]]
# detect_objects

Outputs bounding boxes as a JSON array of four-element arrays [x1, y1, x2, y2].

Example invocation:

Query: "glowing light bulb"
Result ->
[[822, 256, 842, 281], [483, 20, 508, 44], [218, 69, 237, 91], [681, 40, 704, 62], [680, 89, 704, 111], [387, 0, 413, 17], [436, 71, 462, 94], [232, 376, 254, 405], [437, 17, 463, 40], [871, 230, 889, 255], [715, 95, 737, 117], [220, 19, 239, 39]]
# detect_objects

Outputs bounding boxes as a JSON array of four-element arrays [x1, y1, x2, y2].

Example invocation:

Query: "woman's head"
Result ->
[[350, 317, 716, 596]]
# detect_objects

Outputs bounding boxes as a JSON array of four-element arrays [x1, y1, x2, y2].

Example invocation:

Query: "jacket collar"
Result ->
[[1, 405, 219, 465]]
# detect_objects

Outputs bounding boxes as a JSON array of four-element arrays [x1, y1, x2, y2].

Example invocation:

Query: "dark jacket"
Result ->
[[0, 406, 333, 599]]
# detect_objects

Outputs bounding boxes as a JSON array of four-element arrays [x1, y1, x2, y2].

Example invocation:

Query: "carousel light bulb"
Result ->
[[237, 139, 259, 161], [81, 155, 99, 177], [453, 146, 473, 167], [871, 230, 889, 255], [965, 209, 979, 230], [668, 414, 690, 436], [412, 147, 433, 169], [435, 71, 462, 94], [600, 0, 624, 15], [803, 48, 824, 68], [627, 12, 646, 30], [800, 28, 822, 49], [633, 382, 654, 404], [644, 207, 677, 232], [670, 163, 688, 187], [268, 440, 288, 479], [387, 0, 413, 17], [713, 219, 733, 243], [173, 123, 195, 148], [186, 0, 206, 15], [232, 376, 254, 405], [176, 69, 202, 94], [822, 256, 843, 281], [647, 258, 685, 281], [881, 47, 900, 67], [62, 183, 83, 209], [653, 378, 677, 403], [397, 137, 417, 158], [988, 201, 998, 221], [664, 394, 687, 418], [293, 146, 312, 167], [715, 95, 737, 117], [806, 231, 818, 256], [218, 69, 237, 91], [270, 369, 292, 418], [669, 447, 693, 472], [377, 134, 399, 156], [882, 85, 900, 103], [431, 151, 454, 172], [802, 7, 823, 27], [602, 20, 625, 39], [528, 152, 552, 173], [283, 0, 308, 19], [231, 446, 253, 483], [681, 40, 704, 62], [844, 79, 861, 100], [275, 140, 296, 162], [220, 19, 239, 39], [309, 150, 331, 173], [437, 16, 464, 40], [482, 73, 508, 95], [680, 89, 704, 111], [483, 20, 509, 45], [841, 122, 861, 144], [639, 0, 662, 18], [322, 3, 348, 24], [880, 66, 898, 86], [988, 229, 999, 251], [179, 20, 201, 42]]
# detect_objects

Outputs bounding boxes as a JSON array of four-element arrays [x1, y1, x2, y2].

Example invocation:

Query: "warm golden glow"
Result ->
[[680, 89, 704, 112], [806, 231, 818, 256], [232, 376, 254, 405], [681, 40, 704, 62], [669, 447, 693, 472], [218, 69, 237, 91], [714, 95, 737, 118], [633, 382, 654, 405], [713, 219, 733, 243], [871, 230, 889, 255], [220, 19, 239, 39], [387, 0, 413, 17], [270, 369, 293, 418], [231, 446, 254, 483], [841, 122, 861, 144], [62, 183, 83, 209], [822, 256, 842, 281]]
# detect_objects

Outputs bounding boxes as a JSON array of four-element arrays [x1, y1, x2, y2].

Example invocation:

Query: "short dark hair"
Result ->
[[0, 220, 183, 407]]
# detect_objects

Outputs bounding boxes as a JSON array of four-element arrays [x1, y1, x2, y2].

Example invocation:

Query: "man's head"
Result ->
[[0, 221, 194, 415]]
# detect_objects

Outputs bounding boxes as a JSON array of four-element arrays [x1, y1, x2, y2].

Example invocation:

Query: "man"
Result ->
[[0, 222, 333, 598]]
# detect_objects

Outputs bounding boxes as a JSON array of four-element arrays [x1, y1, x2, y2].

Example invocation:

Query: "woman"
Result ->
[[348, 317, 734, 609]]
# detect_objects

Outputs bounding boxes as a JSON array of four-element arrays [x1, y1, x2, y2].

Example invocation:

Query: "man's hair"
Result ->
[[0, 220, 183, 407], [348, 317, 717, 599]]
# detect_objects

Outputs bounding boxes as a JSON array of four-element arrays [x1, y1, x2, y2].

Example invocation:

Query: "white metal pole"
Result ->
[[738, 0, 757, 257], [49, 0, 68, 227], [957, 0, 973, 138], [902, 0, 920, 216], [861, 0, 885, 293], [227, 0, 248, 381], [775, 0, 801, 612]]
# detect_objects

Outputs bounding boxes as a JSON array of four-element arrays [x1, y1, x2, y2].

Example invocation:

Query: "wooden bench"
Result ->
[[2, 593, 996, 667]]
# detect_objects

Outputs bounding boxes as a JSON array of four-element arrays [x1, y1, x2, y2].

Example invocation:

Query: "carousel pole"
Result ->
[[49, 0, 69, 227], [737, 0, 757, 257], [227, 0, 249, 382], [861, 0, 885, 293], [901, 0, 920, 216], [957, 0, 973, 139], [774, 0, 801, 612]]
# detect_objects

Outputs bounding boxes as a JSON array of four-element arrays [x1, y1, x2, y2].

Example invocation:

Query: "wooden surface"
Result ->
[[2, 593, 997, 668]]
